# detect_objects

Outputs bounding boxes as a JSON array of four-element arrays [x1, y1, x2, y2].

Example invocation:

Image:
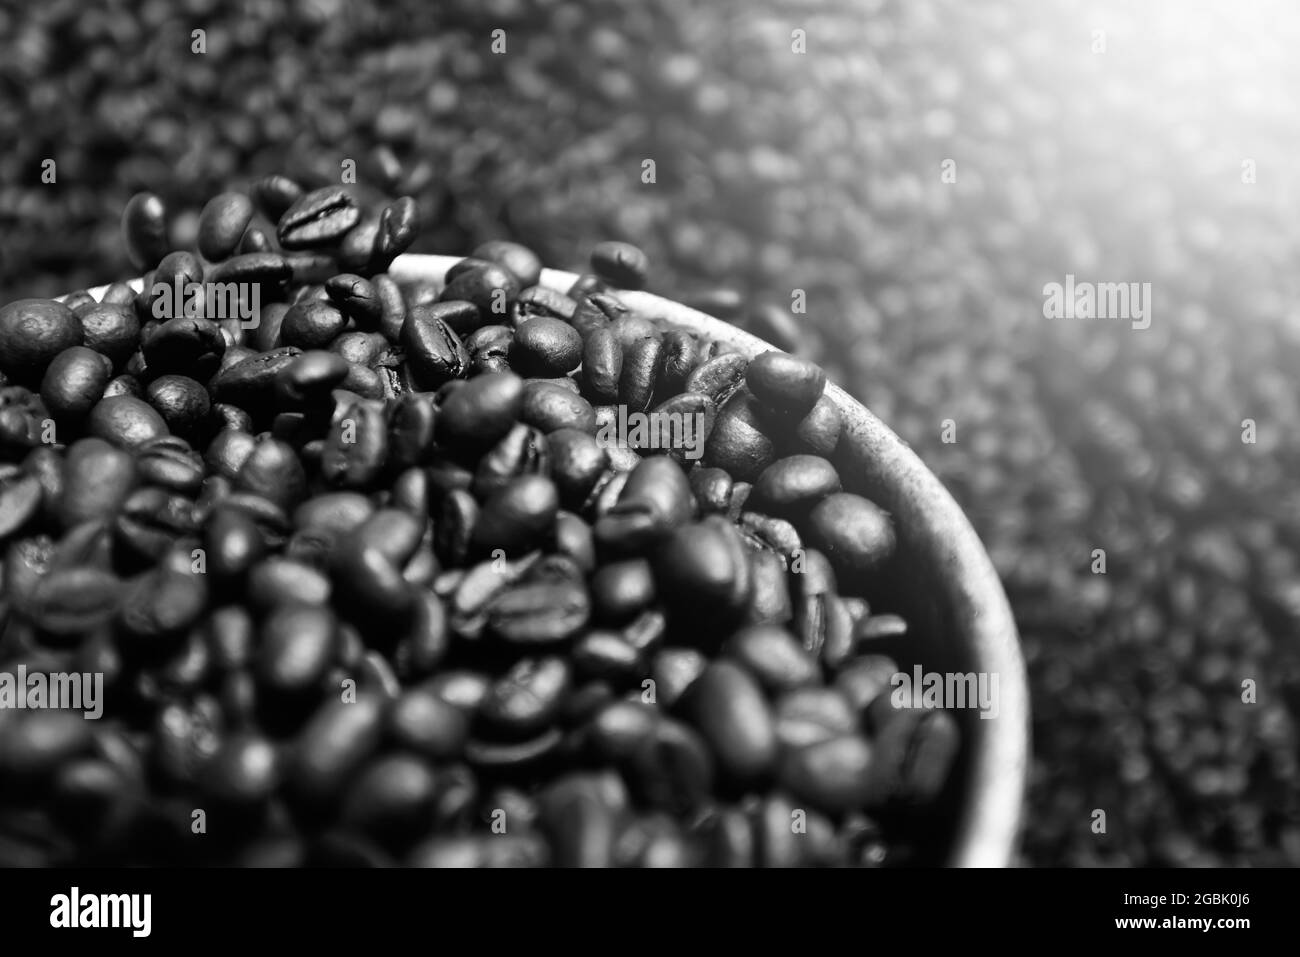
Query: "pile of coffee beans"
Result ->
[[0, 178, 959, 867]]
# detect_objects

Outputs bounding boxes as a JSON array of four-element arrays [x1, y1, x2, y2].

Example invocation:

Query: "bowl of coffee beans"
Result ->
[[0, 180, 1026, 867]]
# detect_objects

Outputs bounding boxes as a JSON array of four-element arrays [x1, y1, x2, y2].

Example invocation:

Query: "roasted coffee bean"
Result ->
[[581, 326, 623, 403], [198, 192, 256, 262], [0, 299, 84, 383], [54, 437, 136, 527], [118, 566, 208, 644], [569, 631, 641, 682], [746, 351, 827, 419], [278, 186, 361, 249], [570, 292, 627, 339], [486, 578, 590, 645], [680, 661, 777, 781], [786, 394, 842, 457], [375, 196, 420, 263], [869, 709, 961, 808], [141, 317, 226, 378], [806, 493, 896, 582], [256, 604, 337, 694], [703, 393, 775, 482], [250, 175, 305, 220], [513, 285, 578, 325], [248, 557, 332, 609], [87, 395, 168, 449], [440, 262, 520, 325], [145, 374, 210, 438], [473, 423, 549, 499], [235, 438, 306, 510], [135, 437, 205, 494], [521, 380, 596, 435], [280, 301, 346, 350], [464, 324, 513, 376], [749, 455, 842, 522], [389, 689, 468, 760], [275, 351, 350, 409], [594, 456, 693, 552], [510, 317, 583, 378], [480, 656, 572, 736], [324, 274, 381, 327], [0, 469, 42, 541], [590, 241, 649, 290], [473, 240, 543, 289], [779, 734, 876, 814], [544, 429, 608, 509], [684, 353, 748, 408], [121, 192, 169, 270], [75, 302, 139, 371], [618, 336, 664, 414], [724, 624, 819, 692], [774, 686, 859, 750], [40, 347, 111, 420], [320, 399, 387, 488], [291, 695, 387, 801], [400, 303, 471, 390], [627, 718, 714, 815], [653, 517, 752, 630], [591, 559, 656, 624]]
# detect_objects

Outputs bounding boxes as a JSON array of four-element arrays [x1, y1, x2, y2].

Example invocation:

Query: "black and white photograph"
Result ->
[[0, 0, 1293, 936]]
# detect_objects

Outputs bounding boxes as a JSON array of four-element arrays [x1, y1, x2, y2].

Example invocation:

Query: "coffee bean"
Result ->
[[198, 192, 256, 262], [400, 303, 477, 387], [870, 709, 960, 808], [75, 303, 139, 371], [40, 347, 111, 420], [591, 559, 656, 624], [487, 578, 590, 645], [121, 192, 169, 271], [511, 317, 583, 378], [746, 351, 827, 418], [680, 661, 777, 781], [684, 353, 748, 407], [88, 395, 168, 449], [375, 196, 420, 264], [440, 262, 520, 326], [277, 186, 361, 249], [235, 438, 306, 510], [145, 375, 211, 438], [627, 718, 714, 815], [0, 469, 42, 542], [248, 174, 304, 220], [749, 455, 842, 521], [481, 656, 572, 736], [653, 517, 752, 631], [779, 735, 876, 814], [473, 240, 543, 289], [256, 605, 337, 694], [594, 456, 693, 552], [581, 326, 622, 403], [590, 241, 649, 290], [806, 493, 896, 582], [0, 299, 84, 383], [291, 695, 387, 801], [703, 393, 775, 482], [724, 624, 819, 693], [320, 399, 388, 488], [618, 336, 664, 413]]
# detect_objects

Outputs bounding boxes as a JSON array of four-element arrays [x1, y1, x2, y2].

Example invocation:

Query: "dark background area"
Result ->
[[2, 0, 1299, 865]]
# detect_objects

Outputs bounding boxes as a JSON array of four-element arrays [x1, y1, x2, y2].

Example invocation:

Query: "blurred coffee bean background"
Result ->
[[3, 0, 1300, 865]]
